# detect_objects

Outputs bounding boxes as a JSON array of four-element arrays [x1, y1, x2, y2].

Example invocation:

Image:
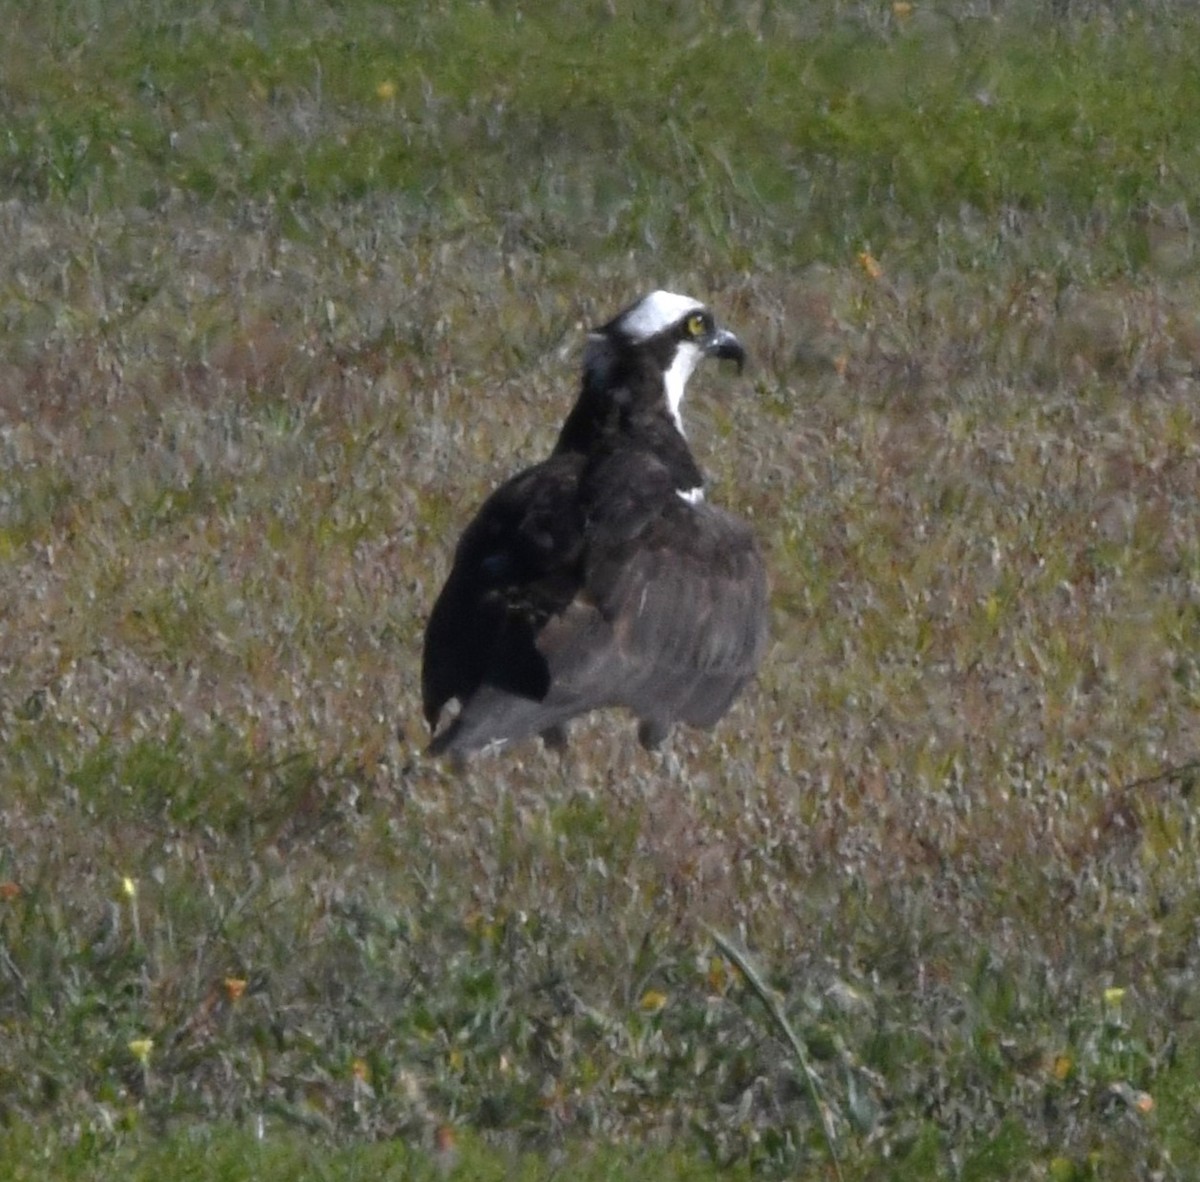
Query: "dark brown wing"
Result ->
[[582, 495, 769, 740], [421, 452, 587, 744], [424, 447, 767, 758]]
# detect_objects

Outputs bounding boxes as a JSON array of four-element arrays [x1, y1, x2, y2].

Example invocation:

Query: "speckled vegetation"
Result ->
[[2, 1, 1200, 1178]]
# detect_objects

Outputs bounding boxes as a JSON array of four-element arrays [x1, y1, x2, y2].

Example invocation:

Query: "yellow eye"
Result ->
[[685, 313, 706, 339]]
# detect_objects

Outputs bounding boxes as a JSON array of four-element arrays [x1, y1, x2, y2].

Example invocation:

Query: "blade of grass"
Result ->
[[705, 925, 844, 1182]]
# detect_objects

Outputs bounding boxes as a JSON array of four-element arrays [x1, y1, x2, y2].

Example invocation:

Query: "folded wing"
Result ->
[[422, 449, 767, 757]]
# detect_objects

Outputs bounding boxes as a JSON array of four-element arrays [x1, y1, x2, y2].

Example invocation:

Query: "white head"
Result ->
[[613, 290, 707, 344], [587, 291, 746, 436]]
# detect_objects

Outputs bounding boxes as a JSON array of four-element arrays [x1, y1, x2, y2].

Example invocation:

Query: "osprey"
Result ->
[[422, 291, 768, 760]]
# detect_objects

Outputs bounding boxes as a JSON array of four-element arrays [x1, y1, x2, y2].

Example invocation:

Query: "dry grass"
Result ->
[[3, 2, 1200, 1178]]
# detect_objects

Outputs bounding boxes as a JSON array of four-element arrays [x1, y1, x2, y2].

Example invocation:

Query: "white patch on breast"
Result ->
[[676, 486, 705, 504]]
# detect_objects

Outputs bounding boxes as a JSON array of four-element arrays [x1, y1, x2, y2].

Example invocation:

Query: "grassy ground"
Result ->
[[3, 0, 1200, 1177]]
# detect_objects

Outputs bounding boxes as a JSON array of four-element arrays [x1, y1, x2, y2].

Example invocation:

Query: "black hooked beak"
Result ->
[[705, 327, 747, 373]]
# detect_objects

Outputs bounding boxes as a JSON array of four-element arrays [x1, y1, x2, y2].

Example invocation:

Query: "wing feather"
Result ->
[[589, 500, 768, 728], [421, 453, 587, 735]]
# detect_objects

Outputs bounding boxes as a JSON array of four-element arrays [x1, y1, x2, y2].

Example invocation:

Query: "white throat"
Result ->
[[662, 341, 703, 435]]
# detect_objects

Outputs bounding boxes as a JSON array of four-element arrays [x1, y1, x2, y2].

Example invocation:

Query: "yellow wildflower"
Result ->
[[857, 251, 883, 280], [128, 1038, 154, 1064]]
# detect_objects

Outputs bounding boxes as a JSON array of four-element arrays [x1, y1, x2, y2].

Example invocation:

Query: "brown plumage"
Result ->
[[422, 291, 768, 760]]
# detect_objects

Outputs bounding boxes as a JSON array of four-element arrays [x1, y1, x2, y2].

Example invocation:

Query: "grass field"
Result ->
[[3, 0, 1200, 1177]]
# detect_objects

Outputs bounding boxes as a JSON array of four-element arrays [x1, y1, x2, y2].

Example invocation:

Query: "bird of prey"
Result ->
[[421, 290, 768, 760]]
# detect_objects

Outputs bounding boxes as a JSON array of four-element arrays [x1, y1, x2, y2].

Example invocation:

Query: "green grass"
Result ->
[[6, 0, 1200, 269], [4, 0, 1200, 1178], [1, 1123, 750, 1181]]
